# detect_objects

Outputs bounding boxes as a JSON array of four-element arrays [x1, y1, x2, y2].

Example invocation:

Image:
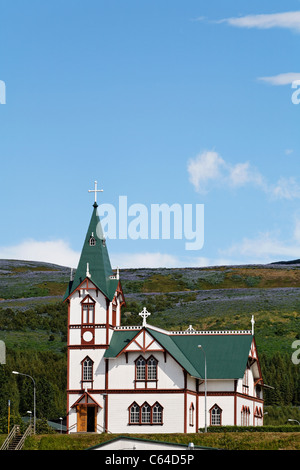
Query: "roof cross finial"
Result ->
[[251, 315, 255, 336], [88, 180, 103, 206], [139, 307, 151, 327]]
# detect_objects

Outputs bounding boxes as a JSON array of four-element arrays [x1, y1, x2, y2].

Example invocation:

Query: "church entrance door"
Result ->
[[87, 406, 96, 432], [77, 405, 96, 432]]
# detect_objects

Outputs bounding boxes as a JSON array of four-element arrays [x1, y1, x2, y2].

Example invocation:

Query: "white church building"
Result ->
[[64, 185, 264, 434]]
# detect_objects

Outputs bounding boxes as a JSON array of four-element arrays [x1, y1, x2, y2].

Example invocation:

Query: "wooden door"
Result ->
[[77, 405, 87, 432]]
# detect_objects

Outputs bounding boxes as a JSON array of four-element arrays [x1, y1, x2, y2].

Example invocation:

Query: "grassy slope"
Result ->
[[19, 431, 300, 450], [1, 259, 300, 357]]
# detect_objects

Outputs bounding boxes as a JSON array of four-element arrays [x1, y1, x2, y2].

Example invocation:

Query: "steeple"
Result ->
[[63, 184, 119, 301]]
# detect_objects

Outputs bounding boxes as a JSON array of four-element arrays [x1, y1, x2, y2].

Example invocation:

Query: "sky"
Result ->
[[1, 0, 300, 269]]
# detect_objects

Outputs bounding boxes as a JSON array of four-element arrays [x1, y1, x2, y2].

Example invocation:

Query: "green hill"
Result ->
[[1, 259, 300, 356], [0, 259, 300, 425]]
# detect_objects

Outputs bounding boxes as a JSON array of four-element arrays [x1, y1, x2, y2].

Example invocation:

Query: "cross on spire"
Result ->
[[139, 307, 151, 327], [88, 180, 103, 206]]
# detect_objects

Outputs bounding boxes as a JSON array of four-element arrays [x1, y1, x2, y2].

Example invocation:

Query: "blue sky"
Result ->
[[1, 0, 300, 269]]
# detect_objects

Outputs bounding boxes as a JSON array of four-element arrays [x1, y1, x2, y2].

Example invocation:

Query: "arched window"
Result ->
[[241, 406, 250, 426], [129, 402, 140, 424], [152, 402, 163, 424], [135, 355, 158, 383], [128, 402, 164, 425], [136, 356, 146, 380], [81, 295, 95, 324], [243, 367, 249, 395], [89, 235, 96, 246], [210, 404, 222, 426], [147, 356, 158, 380], [141, 403, 151, 423], [82, 357, 93, 382], [189, 403, 194, 426]]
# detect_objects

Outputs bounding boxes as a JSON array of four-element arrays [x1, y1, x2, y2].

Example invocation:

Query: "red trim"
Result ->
[[70, 391, 102, 409], [106, 299, 109, 345], [134, 355, 158, 389], [81, 295, 95, 326], [81, 356, 94, 387], [128, 401, 164, 425], [196, 383, 199, 431], [184, 370, 187, 433], [209, 403, 223, 426]]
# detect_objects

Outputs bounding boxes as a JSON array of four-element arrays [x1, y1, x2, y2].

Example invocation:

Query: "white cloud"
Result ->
[[228, 161, 265, 188], [0, 239, 80, 268], [110, 252, 185, 269], [271, 177, 300, 200], [187, 151, 225, 193], [187, 150, 265, 194], [218, 11, 300, 32], [221, 218, 300, 264], [0, 239, 215, 270], [188, 150, 300, 200], [258, 73, 300, 85]]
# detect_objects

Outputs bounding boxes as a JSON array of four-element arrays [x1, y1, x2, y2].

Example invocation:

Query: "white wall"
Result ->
[[106, 393, 185, 434]]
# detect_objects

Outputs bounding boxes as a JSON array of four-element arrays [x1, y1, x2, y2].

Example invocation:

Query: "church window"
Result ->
[[210, 404, 222, 426], [81, 296, 95, 324], [241, 406, 250, 426], [129, 403, 140, 424], [254, 406, 263, 426], [141, 403, 151, 423], [89, 235, 96, 246], [82, 357, 93, 382], [189, 403, 194, 426], [136, 356, 146, 380], [152, 403, 163, 424], [147, 356, 158, 380], [128, 402, 163, 425], [135, 355, 158, 382], [243, 367, 249, 395]]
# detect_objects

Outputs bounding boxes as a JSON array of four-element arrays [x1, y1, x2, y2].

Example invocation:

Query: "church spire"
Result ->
[[63, 181, 119, 302]]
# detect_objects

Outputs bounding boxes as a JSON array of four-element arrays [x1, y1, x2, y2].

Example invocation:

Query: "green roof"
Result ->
[[170, 332, 252, 379], [104, 326, 253, 380], [63, 203, 119, 301], [104, 329, 139, 357]]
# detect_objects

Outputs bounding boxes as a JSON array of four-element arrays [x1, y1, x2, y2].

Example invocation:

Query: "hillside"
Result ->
[[1, 258, 300, 423], [1, 259, 300, 356]]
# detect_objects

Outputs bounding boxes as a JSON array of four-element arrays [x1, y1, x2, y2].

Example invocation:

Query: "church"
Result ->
[[64, 183, 264, 434]]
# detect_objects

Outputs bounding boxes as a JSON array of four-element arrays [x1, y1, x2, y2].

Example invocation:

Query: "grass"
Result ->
[[0, 330, 65, 354], [17, 431, 300, 450]]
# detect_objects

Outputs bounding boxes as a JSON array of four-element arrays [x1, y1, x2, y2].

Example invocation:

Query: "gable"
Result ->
[[123, 329, 165, 354], [104, 327, 201, 379], [104, 326, 254, 380], [70, 391, 102, 409]]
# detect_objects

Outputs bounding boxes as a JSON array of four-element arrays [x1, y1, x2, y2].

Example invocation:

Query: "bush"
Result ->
[[198, 425, 300, 433]]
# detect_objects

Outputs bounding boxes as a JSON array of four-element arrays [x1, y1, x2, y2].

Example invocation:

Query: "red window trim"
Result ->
[[81, 356, 94, 386], [81, 295, 95, 325], [134, 355, 158, 383], [209, 403, 223, 426], [128, 401, 163, 425]]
